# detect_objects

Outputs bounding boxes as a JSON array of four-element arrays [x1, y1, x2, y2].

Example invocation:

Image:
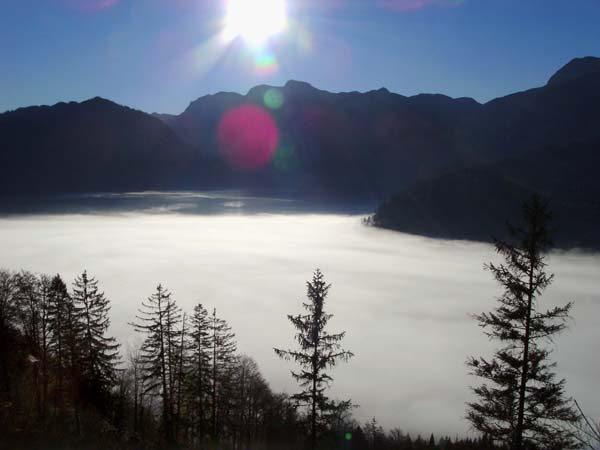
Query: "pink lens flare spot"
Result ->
[[217, 105, 280, 171]]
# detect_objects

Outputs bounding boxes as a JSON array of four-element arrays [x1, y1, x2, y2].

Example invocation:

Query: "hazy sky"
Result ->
[[1, 0, 599, 114], [1, 207, 598, 436]]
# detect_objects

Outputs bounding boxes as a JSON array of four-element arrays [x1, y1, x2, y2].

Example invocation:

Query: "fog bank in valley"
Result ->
[[1, 212, 599, 437]]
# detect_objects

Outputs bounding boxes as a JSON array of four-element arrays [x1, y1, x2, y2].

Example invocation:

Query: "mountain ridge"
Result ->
[[1, 56, 600, 248], [6, 56, 599, 116]]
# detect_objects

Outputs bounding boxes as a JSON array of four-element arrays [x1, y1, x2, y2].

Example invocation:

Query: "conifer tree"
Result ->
[[274, 269, 354, 450], [48, 274, 72, 411], [72, 271, 120, 399], [63, 280, 84, 433], [174, 312, 188, 439], [209, 307, 237, 442], [466, 196, 579, 450], [130, 284, 182, 444], [188, 303, 213, 443]]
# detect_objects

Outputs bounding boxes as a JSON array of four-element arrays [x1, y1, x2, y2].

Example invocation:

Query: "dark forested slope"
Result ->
[[0, 98, 198, 194], [371, 139, 600, 248]]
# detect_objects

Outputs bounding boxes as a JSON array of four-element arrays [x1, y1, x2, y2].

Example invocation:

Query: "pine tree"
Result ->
[[64, 279, 84, 433], [72, 271, 120, 401], [429, 433, 436, 448], [174, 312, 188, 440], [209, 307, 237, 442], [48, 274, 73, 412], [130, 284, 182, 444], [466, 196, 579, 450], [188, 303, 213, 443], [274, 269, 354, 450]]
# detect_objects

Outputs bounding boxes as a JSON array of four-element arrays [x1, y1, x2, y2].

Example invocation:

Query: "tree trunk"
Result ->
[[198, 352, 204, 443], [212, 322, 218, 441], [311, 340, 318, 450], [158, 300, 171, 443], [515, 262, 535, 450]]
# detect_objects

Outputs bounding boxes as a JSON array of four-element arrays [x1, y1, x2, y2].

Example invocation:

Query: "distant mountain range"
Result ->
[[1, 56, 599, 247], [370, 56, 600, 248]]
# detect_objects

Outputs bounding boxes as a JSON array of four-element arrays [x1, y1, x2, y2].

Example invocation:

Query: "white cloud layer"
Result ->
[[0, 212, 598, 437]]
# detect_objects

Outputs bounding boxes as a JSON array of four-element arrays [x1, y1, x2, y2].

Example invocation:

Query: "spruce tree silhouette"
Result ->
[[72, 271, 120, 403], [188, 303, 212, 444], [467, 195, 579, 449], [130, 284, 183, 444], [275, 269, 354, 450]]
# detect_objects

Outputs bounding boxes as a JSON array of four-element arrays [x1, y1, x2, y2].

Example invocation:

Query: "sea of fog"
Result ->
[[1, 192, 599, 438]]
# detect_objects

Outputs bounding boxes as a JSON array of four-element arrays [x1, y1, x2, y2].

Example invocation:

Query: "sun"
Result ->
[[224, 0, 288, 48]]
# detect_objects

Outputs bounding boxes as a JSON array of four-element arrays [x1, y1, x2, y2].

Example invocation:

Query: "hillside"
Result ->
[[0, 98, 198, 194], [371, 139, 600, 248]]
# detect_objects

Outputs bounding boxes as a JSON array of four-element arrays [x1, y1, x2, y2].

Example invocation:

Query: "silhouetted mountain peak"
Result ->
[[81, 96, 122, 108], [284, 80, 317, 92], [455, 97, 480, 106], [84, 96, 112, 103], [184, 91, 244, 115], [547, 56, 600, 86], [245, 84, 276, 101]]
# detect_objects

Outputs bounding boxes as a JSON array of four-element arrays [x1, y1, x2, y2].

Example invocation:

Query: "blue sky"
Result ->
[[1, 0, 599, 114]]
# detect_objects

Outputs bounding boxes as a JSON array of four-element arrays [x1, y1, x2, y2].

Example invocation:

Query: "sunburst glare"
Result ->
[[224, 0, 288, 48]]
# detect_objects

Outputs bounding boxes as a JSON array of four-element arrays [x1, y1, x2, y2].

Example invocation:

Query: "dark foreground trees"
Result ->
[[275, 269, 354, 449], [127, 286, 303, 449], [0, 269, 121, 448], [130, 284, 183, 444], [187, 302, 212, 444], [2, 231, 586, 450], [73, 271, 120, 402], [466, 196, 579, 449], [0, 272, 306, 449]]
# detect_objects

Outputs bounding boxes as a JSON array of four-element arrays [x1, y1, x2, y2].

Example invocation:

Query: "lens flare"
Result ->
[[224, 0, 288, 48], [254, 52, 280, 76], [263, 88, 284, 109], [295, 25, 313, 53], [217, 105, 279, 171]]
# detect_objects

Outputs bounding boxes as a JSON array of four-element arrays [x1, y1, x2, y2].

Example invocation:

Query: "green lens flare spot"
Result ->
[[345, 432, 353, 441], [264, 88, 284, 110]]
